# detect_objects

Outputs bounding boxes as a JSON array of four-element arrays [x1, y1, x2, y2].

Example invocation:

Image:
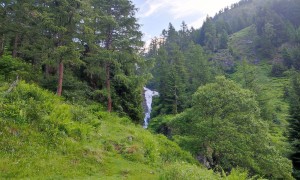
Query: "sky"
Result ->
[[131, 0, 241, 46]]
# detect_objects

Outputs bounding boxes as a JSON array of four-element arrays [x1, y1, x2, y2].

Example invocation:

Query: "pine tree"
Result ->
[[178, 21, 191, 51], [184, 43, 211, 95], [154, 47, 170, 114], [0, 0, 36, 58], [87, 0, 144, 117], [37, 0, 83, 96], [200, 16, 217, 52], [165, 23, 179, 49], [157, 44, 187, 114], [219, 30, 228, 49], [233, 59, 258, 91]]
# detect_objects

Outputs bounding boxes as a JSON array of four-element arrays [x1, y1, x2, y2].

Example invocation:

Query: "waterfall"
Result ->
[[143, 87, 159, 128]]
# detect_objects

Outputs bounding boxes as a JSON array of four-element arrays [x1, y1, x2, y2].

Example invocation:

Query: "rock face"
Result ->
[[197, 154, 212, 169], [211, 49, 235, 72], [143, 87, 159, 128]]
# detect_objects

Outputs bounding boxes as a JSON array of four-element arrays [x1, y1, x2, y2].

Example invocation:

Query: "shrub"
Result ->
[[159, 162, 219, 180], [0, 55, 34, 81]]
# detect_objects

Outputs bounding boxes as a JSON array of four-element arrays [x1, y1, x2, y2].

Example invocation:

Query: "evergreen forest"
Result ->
[[1, 0, 300, 179]]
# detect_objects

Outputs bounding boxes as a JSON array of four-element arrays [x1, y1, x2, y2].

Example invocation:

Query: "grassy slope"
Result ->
[[0, 80, 222, 179], [256, 64, 290, 155], [229, 25, 258, 61], [229, 27, 291, 155]]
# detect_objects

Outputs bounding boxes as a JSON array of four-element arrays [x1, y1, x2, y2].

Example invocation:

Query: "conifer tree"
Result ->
[[165, 44, 187, 114], [153, 47, 170, 114], [178, 21, 191, 51], [184, 43, 212, 95], [37, 0, 83, 96], [200, 17, 217, 51], [153, 43, 187, 115], [0, 0, 36, 58], [87, 0, 144, 117]]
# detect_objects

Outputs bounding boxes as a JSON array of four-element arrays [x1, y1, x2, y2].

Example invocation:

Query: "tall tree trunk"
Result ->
[[174, 88, 178, 114], [106, 63, 112, 112], [0, 34, 4, 56], [57, 61, 64, 96], [44, 64, 50, 78], [105, 27, 113, 112], [12, 34, 19, 58]]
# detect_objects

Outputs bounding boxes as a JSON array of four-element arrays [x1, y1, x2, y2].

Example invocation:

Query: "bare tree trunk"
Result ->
[[105, 26, 113, 112], [12, 34, 19, 58], [44, 64, 50, 78], [174, 88, 178, 114], [0, 34, 4, 56], [57, 61, 64, 96], [106, 63, 112, 112]]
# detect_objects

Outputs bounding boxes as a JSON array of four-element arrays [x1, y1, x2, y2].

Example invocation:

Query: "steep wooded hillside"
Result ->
[[146, 0, 300, 178]]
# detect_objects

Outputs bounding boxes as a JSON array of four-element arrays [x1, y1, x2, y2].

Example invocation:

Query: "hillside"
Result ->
[[145, 0, 300, 179], [213, 0, 300, 34], [0, 80, 228, 179]]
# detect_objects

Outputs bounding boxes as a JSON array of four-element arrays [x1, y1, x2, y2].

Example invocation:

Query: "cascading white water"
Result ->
[[143, 87, 159, 128]]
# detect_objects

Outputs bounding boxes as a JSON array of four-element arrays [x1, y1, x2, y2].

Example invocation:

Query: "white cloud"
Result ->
[[140, 1, 165, 17], [141, 32, 153, 49], [134, 0, 241, 45], [139, 0, 240, 19], [189, 17, 206, 29]]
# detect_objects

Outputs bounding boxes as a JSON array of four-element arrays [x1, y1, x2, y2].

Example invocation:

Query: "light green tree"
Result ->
[[171, 76, 293, 179]]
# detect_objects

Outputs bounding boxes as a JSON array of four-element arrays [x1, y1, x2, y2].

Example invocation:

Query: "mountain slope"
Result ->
[[0, 80, 226, 179]]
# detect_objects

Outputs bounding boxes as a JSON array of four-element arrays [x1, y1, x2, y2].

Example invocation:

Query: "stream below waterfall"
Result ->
[[143, 87, 159, 128]]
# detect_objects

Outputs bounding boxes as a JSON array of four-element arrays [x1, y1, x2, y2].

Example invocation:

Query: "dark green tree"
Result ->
[[0, 0, 38, 58], [84, 0, 145, 121], [184, 43, 212, 95], [47, 0, 82, 96], [165, 23, 179, 47], [205, 21, 217, 51], [219, 30, 228, 49], [199, 16, 217, 51], [178, 21, 191, 51], [164, 44, 187, 114]]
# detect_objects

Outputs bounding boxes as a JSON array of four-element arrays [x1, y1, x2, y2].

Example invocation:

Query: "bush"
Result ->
[[169, 76, 293, 179], [271, 63, 287, 77], [0, 55, 34, 81], [159, 162, 219, 180]]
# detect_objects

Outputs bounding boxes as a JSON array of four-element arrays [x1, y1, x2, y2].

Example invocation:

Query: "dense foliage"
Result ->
[[148, 22, 213, 116], [0, 0, 149, 123], [170, 77, 292, 179], [146, 0, 300, 178]]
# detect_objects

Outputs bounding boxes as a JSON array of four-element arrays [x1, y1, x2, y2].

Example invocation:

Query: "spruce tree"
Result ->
[[184, 43, 211, 95], [87, 0, 144, 119], [39, 0, 83, 96]]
